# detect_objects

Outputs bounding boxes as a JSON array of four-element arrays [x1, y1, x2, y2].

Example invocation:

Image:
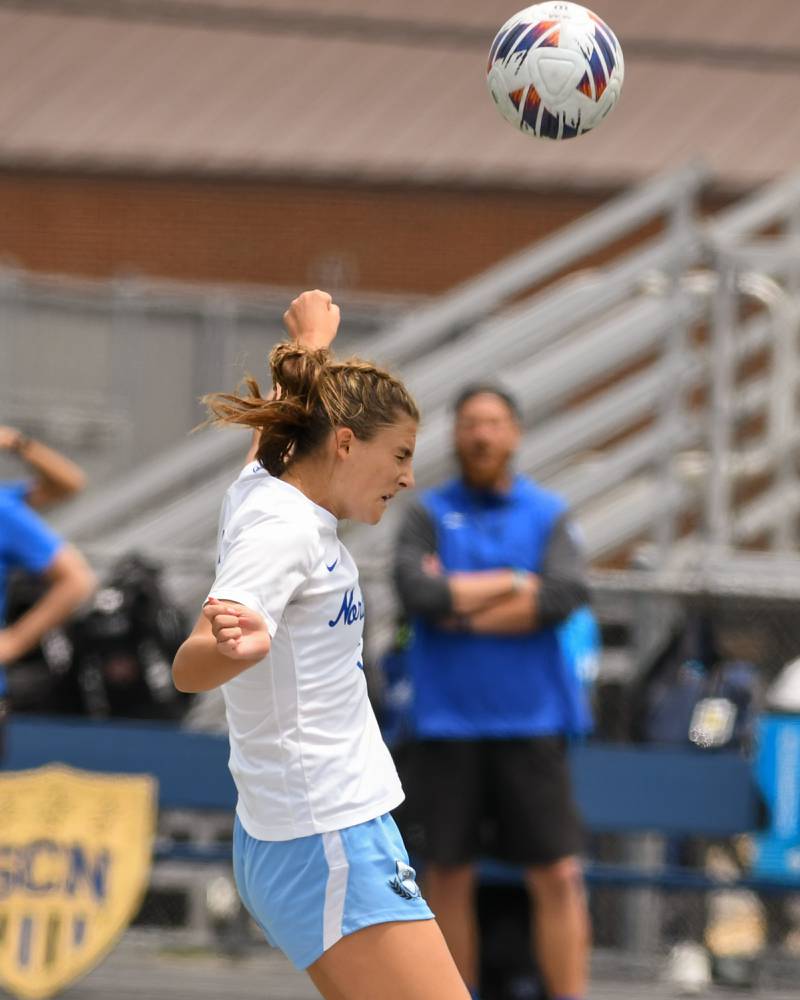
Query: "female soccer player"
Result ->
[[173, 291, 470, 1000]]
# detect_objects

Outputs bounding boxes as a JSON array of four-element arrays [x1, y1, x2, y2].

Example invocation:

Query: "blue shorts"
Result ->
[[233, 811, 434, 969]]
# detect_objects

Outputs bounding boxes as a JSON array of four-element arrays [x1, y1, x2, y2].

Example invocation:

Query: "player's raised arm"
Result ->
[[245, 290, 341, 463], [283, 289, 341, 351]]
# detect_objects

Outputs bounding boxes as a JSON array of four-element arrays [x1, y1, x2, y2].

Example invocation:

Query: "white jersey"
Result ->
[[208, 464, 404, 841]]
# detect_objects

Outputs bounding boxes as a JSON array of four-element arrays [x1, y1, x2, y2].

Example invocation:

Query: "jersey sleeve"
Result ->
[[0, 496, 63, 574], [392, 499, 454, 621], [537, 514, 590, 626], [207, 511, 318, 637]]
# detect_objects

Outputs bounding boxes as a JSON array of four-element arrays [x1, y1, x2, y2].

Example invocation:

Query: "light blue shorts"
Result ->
[[233, 812, 434, 969]]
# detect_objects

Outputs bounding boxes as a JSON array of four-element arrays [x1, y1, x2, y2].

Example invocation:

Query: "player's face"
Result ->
[[339, 416, 417, 524], [454, 393, 520, 490]]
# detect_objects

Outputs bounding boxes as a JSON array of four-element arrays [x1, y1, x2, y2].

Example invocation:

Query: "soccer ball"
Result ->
[[486, 2, 624, 140]]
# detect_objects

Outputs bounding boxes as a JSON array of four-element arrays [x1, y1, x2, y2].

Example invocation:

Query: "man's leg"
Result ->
[[423, 863, 478, 990], [525, 856, 590, 1000], [491, 737, 590, 1000], [401, 739, 483, 997]]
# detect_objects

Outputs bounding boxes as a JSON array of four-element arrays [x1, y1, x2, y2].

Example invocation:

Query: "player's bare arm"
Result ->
[[283, 289, 341, 350], [246, 289, 342, 462], [0, 546, 95, 664], [0, 425, 87, 510], [172, 598, 270, 692]]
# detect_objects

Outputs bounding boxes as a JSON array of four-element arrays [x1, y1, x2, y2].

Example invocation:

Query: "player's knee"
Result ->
[[526, 855, 584, 901], [426, 862, 475, 894]]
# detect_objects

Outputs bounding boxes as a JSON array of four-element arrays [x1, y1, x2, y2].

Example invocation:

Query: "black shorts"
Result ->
[[397, 737, 584, 868]]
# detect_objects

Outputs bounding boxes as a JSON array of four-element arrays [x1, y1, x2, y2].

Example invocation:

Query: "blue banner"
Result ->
[[753, 715, 800, 883]]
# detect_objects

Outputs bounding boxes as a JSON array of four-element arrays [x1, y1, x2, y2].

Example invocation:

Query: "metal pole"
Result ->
[[108, 277, 144, 473], [736, 273, 799, 551], [654, 192, 697, 556], [786, 197, 800, 297], [622, 833, 666, 955], [195, 292, 237, 415], [707, 255, 737, 550]]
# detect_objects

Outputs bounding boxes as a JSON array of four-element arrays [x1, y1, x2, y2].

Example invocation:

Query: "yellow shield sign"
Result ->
[[0, 765, 157, 1000]]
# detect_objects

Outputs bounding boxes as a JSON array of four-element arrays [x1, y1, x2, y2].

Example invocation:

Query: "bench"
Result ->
[[2, 715, 795, 947]]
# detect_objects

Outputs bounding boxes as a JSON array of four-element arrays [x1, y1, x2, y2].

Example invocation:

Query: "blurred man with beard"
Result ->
[[392, 384, 591, 1000]]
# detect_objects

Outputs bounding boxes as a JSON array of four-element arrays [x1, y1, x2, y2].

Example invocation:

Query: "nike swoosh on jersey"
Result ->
[[326, 559, 338, 572]]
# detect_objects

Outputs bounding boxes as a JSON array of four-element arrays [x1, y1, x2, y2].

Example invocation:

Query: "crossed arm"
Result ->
[[393, 502, 588, 635]]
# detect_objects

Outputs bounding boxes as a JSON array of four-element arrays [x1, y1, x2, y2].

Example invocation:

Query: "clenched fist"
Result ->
[[203, 598, 271, 662]]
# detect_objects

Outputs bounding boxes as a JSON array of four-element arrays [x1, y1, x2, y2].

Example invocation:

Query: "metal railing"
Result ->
[[7, 163, 800, 634], [369, 161, 708, 366], [0, 271, 409, 490]]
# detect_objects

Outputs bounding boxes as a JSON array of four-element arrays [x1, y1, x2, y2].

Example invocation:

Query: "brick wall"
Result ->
[[0, 169, 608, 294]]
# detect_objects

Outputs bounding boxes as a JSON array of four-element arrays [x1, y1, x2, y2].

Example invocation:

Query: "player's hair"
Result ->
[[453, 382, 521, 421], [203, 343, 419, 476]]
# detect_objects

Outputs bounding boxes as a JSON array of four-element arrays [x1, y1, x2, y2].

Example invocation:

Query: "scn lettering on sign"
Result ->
[[0, 843, 109, 902]]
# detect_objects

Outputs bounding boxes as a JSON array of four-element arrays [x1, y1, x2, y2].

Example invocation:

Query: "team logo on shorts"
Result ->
[[388, 861, 420, 900]]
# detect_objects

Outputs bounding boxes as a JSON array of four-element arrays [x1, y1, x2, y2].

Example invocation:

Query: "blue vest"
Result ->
[[407, 476, 578, 739], [556, 605, 599, 736]]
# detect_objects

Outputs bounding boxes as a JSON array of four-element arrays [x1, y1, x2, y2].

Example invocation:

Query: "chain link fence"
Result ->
[[6, 550, 800, 996], [583, 568, 800, 992]]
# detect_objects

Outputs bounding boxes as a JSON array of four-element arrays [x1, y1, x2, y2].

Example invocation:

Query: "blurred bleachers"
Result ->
[[5, 162, 800, 981], [5, 159, 800, 673], [2, 2, 800, 994]]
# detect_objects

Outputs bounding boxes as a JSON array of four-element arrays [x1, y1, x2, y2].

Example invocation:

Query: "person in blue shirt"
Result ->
[[0, 427, 95, 733], [0, 425, 87, 511], [393, 384, 591, 1000]]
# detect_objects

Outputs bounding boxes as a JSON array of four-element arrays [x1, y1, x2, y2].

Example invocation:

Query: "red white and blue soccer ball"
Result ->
[[486, 2, 624, 140]]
